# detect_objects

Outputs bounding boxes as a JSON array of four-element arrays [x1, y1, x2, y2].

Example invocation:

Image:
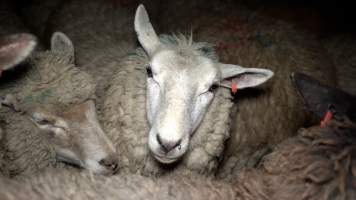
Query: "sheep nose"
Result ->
[[156, 134, 182, 153], [99, 155, 119, 173]]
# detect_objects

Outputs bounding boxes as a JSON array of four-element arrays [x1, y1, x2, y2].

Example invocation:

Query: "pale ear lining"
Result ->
[[134, 4, 161, 56], [218, 64, 274, 89], [0, 33, 37, 71]]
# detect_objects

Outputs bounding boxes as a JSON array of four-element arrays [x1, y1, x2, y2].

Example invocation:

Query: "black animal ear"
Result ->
[[291, 72, 356, 122]]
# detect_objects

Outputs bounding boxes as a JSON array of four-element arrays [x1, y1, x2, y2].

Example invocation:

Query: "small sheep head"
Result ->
[[18, 32, 118, 175], [134, 5, 274, 164], [0, 33, 36, 74], [29, 100, 119, 175]]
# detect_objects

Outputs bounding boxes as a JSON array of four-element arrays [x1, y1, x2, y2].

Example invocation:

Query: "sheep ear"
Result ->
[[0, 33, 36, 71], [50, 32, 74, 63], [291, 72, 356, 122], [134, 4, 160, 56], [218, 64, 273, 89], [30, 109, 68, 135]]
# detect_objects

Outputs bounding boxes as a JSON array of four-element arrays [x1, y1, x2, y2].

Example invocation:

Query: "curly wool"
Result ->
[[0, 168, 236, 200], [102, 35, 234, 176], [215, 118, 355, 200]]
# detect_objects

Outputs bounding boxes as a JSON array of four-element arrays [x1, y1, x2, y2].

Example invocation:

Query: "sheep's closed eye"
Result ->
[[36, 119, 52, 125], [208, 84, 218, 93], [146, 66, 153, 78]]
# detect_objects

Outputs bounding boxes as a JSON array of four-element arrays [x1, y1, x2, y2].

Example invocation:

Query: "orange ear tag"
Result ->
[[231, 82, 238, 94], [320, 110, 333, 128]]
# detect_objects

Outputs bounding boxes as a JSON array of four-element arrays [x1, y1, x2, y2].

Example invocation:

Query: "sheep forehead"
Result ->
[[61, 103, 89, 123], [151, 50, 218, 85]]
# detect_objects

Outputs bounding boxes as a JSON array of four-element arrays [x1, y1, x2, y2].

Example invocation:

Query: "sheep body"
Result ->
[[0, 168, 236, 200]]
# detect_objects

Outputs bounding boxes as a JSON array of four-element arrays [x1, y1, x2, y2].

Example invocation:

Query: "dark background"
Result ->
[[12, 0, 356, 37]]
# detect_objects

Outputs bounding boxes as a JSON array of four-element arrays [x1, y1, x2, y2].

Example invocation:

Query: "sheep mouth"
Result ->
[[153, 154, 180, 164]]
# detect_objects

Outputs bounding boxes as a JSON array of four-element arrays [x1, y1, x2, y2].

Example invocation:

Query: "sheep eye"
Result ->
[[208, 84, 218, 92], [146, 66, 153, 78], [37, 119, 52, 125]]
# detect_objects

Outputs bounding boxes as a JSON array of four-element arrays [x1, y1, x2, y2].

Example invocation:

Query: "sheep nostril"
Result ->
[[156, 134, 182, 153], [99, 156, 119, 172]]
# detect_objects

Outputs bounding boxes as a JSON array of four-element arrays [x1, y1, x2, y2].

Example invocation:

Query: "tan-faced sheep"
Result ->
[[0, 31, 118, 176]]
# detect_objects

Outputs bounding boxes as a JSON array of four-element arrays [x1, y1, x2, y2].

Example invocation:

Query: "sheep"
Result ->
[[0, 31, 119, 177], [155, 1, 337, 177], [99, 5, 273, 176], [0, 74, 354, 200], [322, 34, 356, 96]]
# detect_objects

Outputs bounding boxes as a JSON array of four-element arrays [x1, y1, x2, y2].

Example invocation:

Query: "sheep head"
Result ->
[[9, 32, 118, 175], [134, 5, 274, 164], [29, 100, 118, 175]]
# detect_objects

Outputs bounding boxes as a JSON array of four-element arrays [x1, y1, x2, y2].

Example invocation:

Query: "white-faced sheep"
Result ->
[[155, 1, 336, 177], [100, 5, 273, 175], [0, 32, 118, 177]]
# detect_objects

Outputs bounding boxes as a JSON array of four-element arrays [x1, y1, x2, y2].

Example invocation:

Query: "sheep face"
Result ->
[[30, 100, 118, 175], [135, 5, 273, 164]]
